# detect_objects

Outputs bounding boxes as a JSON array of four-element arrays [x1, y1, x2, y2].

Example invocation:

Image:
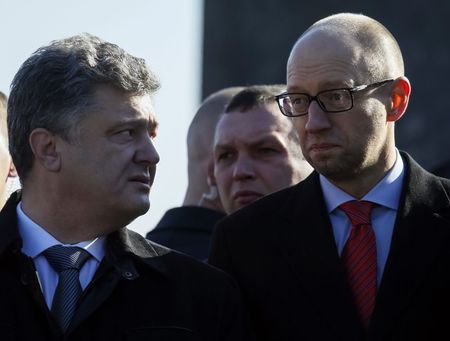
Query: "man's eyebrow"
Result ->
[[248, 134, 282, 145], [214, 143, 231, 150]]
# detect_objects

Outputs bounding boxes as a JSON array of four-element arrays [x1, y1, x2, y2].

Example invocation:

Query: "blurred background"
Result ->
[[1, 0, 449, 235]]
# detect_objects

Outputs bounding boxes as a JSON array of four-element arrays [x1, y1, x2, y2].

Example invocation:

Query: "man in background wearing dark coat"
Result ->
[[1, 33, 243, 340], [147, 86, 242, 261]]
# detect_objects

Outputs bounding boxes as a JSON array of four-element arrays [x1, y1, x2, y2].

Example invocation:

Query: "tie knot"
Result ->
[[339, 200, 376, 227], [43, 245, 90, 273]]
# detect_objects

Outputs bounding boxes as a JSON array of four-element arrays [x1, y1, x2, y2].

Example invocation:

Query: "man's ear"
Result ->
[[8, 160, 17, 178], [387, 77, 411, 122], [29, 128, 61, 172], [206, 158, 217, 186]]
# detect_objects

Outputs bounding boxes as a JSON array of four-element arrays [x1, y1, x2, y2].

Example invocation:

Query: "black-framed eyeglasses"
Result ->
[[275, 79, 394, 117]]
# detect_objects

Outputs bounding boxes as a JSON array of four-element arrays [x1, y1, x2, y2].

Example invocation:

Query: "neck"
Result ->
[[21, 188, 117, 244]]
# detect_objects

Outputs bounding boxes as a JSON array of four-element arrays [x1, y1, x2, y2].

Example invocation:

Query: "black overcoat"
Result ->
[[210, 152, 450, 341]]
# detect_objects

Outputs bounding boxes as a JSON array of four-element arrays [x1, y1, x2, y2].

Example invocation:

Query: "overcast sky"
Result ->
[[0, 0, 203, 236]]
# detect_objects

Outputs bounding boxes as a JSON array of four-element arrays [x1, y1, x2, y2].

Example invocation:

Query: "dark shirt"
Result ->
[[146, 206, 226, 261]]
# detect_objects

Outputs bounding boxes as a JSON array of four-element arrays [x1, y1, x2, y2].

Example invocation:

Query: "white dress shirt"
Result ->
[[17, 203, 106, 309], [320, 150, 405, 285]]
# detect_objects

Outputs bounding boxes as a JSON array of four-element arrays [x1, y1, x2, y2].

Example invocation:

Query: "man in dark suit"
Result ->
[[147, 86, 243, 261], [209, 13, 450, 341], [1, 33, 243, 340]]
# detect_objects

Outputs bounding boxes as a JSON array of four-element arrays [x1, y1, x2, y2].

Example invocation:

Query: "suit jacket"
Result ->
[[0, 192, 243, 341], [147, 206, 225, 261], [209, 152, 450, 341]]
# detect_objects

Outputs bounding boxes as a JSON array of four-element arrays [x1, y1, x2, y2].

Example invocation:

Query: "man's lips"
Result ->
[[309, 143, 338, 152], [232, 190, 263, 205], [129, 175, 152, 187]]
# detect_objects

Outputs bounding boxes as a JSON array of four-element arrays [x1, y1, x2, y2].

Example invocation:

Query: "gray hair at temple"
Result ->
[[8, 33, 160, 182]]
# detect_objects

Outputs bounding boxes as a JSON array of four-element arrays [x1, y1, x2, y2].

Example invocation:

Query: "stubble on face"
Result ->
[[288, 30, 393, 186], [299, 100, 390, 185]]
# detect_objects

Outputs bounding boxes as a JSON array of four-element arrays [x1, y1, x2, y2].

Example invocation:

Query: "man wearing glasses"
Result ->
[[209, 13, 450, 340]]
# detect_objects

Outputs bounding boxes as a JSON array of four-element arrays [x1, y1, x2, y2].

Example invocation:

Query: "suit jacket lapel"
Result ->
[[275, 173, 363, 340], [371, 153, 450, 337]]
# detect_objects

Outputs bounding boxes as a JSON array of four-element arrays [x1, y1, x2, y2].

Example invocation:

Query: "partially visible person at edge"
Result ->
[[1, 33, 244, 340], [0, 91, 17, 208], [209, 13, 450, 341], [212, 84, 312, 214], [146, 86, 243, 261]]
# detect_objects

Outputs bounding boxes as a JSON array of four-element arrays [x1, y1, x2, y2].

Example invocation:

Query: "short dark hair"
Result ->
[[225, 84, 286, 113], [8, 33, 160, 182]]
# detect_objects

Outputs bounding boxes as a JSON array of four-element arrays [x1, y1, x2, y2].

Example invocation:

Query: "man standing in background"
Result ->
[[147, 86, 243, 260], [212, 85, 312, 214]]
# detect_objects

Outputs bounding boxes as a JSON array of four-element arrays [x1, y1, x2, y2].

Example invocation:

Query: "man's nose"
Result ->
[[232, 154, 255, 181], [135, 135, 160, 166], [304, 100, 332, 133]]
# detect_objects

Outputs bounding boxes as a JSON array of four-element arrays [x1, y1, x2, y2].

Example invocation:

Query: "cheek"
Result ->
[[214, 169, 230, 193], [293, 120, 307, 144], [0, 154, 9, 176], [293, 118, 306, 134], [265, 161, 295, 182]]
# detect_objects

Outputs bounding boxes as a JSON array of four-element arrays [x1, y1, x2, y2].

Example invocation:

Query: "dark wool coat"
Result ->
[[210, 153, 450, 341], [0, 192, 244, 341]]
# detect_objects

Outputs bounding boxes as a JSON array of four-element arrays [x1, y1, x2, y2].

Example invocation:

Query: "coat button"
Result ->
[[123, 271, 134, 279]]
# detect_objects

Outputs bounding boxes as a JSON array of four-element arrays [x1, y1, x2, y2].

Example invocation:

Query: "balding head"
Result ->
[[286, 13, 411, 198], [183, 86, 244, 208], [290, 13, 404, 83]]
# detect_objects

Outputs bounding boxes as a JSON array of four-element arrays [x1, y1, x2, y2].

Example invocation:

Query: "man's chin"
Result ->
[[315, 162, 361, 182], [115, 199, 150, 225], [133, 199, 151, 216]]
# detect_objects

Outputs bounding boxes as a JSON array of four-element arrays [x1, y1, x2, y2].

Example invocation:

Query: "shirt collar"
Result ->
[[17, 202, 105, 262], [320, 149, 405, 213]]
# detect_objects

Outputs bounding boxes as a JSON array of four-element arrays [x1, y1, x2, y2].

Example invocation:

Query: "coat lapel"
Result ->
[[72, 228, 170, 332], [275, 173, 363, 340], [370, 153, 450, 337]]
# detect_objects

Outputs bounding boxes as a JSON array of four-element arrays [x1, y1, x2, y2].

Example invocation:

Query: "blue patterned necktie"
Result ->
[[43, 245, 90, 332]]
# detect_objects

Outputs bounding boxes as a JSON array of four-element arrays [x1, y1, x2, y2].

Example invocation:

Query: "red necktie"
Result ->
[[340, 200, 377, 328]]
